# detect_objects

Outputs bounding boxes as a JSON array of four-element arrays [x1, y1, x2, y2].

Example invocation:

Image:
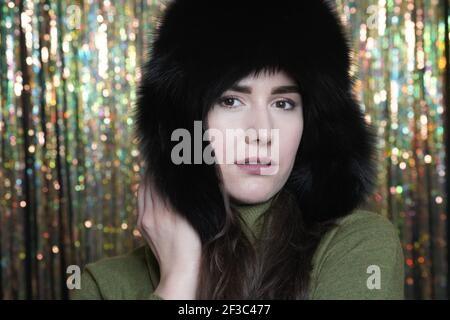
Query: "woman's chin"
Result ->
[[228, 188, 275, 205]]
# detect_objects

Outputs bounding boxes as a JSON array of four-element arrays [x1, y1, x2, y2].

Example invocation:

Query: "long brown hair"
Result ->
[[196, 186, 336, 299]]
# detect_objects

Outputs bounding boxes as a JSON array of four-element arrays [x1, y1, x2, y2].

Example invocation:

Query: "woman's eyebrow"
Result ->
[[271, 85, 301, 95], [228, 84, 301, 95]]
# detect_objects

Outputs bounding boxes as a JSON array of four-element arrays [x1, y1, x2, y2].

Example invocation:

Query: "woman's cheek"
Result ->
[[278, 118, 303, 170]]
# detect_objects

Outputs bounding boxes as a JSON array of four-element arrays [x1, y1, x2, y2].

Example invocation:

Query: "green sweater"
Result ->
[[70, 197, 405, 300]]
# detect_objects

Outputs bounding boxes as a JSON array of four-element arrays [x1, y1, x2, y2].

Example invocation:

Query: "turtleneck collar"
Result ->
[[232, 192, 281, 241], [234, 197, 273, 221]]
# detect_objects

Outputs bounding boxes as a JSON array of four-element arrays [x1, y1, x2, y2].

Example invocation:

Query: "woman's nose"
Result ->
[[245, 108, 272, 145]]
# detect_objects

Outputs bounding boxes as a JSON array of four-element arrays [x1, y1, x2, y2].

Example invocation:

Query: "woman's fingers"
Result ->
[[137, 182, 144, 226], [137, 181, 151, 229], [148, 176, 162, 214], [137, 180, 160, 263], [147, 178, 171, 227]]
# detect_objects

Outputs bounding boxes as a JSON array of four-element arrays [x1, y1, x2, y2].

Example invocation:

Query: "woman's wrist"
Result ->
[[155, 271, 199, 300]]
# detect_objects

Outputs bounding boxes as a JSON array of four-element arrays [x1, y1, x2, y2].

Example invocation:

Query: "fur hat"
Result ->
[[134, 0, 378, 242]]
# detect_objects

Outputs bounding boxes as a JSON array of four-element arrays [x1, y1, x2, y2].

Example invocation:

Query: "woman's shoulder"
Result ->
[[71, 245, 158, 299], [319, 208, 404, 261], [309, 209, 405, 299], [315, 209, 403, 256], [88, 245, 149, 272], [336, 209, 401, 238]]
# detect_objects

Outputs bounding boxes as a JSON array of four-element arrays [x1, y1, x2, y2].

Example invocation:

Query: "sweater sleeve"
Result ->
[[148, 293, 164, 300], [69, 245, 164, 300], [69, 266, 103, 300], [69, 265, 164, 300], [309, 211, 405, 300]]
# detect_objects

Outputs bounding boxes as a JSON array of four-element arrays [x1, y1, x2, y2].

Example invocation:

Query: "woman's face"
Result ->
[[207, 70, 303, 205]]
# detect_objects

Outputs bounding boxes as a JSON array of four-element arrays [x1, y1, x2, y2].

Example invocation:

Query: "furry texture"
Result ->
[[133, 0, 378, 243]]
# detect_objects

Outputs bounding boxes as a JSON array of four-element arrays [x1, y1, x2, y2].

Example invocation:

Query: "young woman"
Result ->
[[72, 0, 404, 300]]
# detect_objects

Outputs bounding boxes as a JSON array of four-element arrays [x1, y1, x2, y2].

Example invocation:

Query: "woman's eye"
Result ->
[[217, 97, 296, 110], [218, 97, 243, 108], [274, 99, 296, 110]]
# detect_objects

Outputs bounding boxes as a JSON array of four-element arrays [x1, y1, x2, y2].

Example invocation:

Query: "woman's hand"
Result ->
[[137, 177, 202, 299]]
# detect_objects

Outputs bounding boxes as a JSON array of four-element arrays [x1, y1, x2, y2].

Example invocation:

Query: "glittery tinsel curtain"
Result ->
[[0, 0, 449, 300], [335, 0, 449, 299]]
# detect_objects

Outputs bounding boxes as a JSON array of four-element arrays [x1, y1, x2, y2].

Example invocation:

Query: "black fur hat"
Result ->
[[134, 0, 378, 242]]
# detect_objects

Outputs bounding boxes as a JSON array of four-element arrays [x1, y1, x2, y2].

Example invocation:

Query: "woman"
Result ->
[[71, 0, 404, 300]]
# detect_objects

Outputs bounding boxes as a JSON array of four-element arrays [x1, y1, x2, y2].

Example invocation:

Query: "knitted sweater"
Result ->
[[70, 197, 405, 300]]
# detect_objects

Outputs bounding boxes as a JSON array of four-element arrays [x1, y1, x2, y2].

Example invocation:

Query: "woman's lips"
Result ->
[[235, 163, 274, 175], [234, 156, 277, 175]]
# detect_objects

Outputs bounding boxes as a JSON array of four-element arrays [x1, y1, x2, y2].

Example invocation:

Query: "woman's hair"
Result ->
[[133, 0, 378, 299]]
